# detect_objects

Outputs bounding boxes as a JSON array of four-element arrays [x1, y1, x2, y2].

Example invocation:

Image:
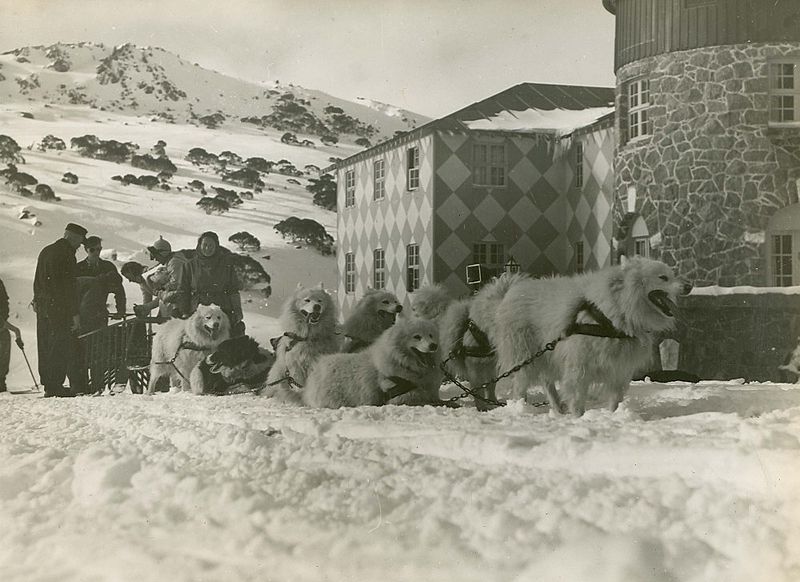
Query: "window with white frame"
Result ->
[[407, 146, 420, 190], [373, 159, 385, 200], [472, 143, 506, 186], [373, 248, 385, 289], [406, 244, 420, 291], [626, 78, 651, 142], [345, 252, 356, 293], [772, 234, 794, 286], [575, 241, 584, 273], [769, 61, 800, 124], [344, 169, 355, 208], [633, 236, 650, 258], [575, 141, 584, 189]]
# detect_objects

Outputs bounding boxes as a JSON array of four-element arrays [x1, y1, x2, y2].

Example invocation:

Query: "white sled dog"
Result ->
[[439, 273, 526, 410], [449, 258, 692, 415], [303, 317, 443, 408], [147, 303, 231, 394], [263, 283, 339, 401], [340, 289, 403, 352]]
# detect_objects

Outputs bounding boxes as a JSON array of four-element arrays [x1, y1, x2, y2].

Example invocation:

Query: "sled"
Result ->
[[78, 316, 165, 394]]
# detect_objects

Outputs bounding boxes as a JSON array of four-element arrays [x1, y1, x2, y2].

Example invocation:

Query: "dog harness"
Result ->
[[565, 300, 633, 339], [271, 331, 307, 352], [383, 375, 420, 402]]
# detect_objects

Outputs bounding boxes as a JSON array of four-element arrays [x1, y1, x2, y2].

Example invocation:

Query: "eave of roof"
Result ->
[[326, 82, 616, 173]]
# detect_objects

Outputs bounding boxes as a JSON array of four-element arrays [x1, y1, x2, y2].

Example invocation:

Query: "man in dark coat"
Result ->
[[76, 236, 126, 327], [75, 236, 126, 393], [0, 276, 9, 392], [33, 222, 87, 397]]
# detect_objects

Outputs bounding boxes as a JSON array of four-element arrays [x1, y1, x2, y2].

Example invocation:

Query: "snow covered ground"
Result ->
[[1, 381, 799, 582]]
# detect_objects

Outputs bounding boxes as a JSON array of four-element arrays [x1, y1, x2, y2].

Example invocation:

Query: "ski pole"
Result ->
[[15, 336, 41, 392]]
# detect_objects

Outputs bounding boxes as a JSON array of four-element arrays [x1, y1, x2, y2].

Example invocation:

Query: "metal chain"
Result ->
[[441, 338, 561, 407]]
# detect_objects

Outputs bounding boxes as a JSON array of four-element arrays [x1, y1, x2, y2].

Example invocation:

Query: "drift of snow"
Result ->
[[463, 106, 614, 133], [1, 382, 799, 582]]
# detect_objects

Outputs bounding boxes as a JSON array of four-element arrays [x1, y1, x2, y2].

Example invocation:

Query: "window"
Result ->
[[373, 159, 385, 200], [407, 146, 420, 190], [626, 78, 651, 142], [575, 142, 584, 189], [473, 242, 505, 279], [345, 252, 356, 293], [373, 248, 385, 289], [344, 169, 355, 208], [772, 234, 794, 286], [575, 241, 584, 273], [473, 143, 506, 186], [633, 237, 650, 258], [406, 244, 420, 291], [769, 62, 800, 124]]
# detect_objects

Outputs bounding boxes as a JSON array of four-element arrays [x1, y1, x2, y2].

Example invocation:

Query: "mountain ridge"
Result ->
[[0, 41, 430, 145]]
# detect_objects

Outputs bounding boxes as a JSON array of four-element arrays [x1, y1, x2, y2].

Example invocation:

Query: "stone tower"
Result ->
[[603, 0, 800, 286]]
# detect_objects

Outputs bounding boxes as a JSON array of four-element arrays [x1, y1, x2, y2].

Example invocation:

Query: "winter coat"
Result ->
[[33, 238, 79, 321], [0, 277, 8, 324], [76, 258, 126, 317], [181, 239, 242, 322], [77, 271, 123, 332], [163, 249, 195, 318]]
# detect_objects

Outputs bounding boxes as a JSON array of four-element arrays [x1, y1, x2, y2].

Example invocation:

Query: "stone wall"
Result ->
[[614, 42, 800, 286], [675, 292, 800, 381]]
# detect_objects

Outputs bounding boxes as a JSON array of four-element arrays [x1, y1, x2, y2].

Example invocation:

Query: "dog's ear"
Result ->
[[296, 282, 304, 290], [315, 281, 324, 290]]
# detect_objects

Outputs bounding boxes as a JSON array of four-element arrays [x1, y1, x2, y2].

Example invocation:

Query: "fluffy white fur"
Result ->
[[303, 317, 443, 408], [449, 258, 692, 415], [340, 289, 403, 353], [410, 284, 454, 323], [263, 283, 339, 401], [439, 274, 524, 410], [147, 303, 231, 394]]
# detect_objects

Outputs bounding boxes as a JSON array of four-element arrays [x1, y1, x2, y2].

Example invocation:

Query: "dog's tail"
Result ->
[[439, 298, 472, 377]]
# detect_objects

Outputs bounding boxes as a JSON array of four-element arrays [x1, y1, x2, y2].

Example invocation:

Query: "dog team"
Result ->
[[147, 244, 694, 416]]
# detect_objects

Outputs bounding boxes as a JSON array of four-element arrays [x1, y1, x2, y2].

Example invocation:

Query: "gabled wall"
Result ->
[[336, 134, 435, 317]]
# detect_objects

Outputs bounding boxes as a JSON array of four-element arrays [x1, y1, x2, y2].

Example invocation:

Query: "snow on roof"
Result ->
[[463, 105, 615, 133]]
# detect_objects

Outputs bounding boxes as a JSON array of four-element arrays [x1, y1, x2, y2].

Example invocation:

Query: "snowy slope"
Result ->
[[0, 42, 429, 142]]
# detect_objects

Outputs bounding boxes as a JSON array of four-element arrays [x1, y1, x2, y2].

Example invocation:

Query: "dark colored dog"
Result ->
[[191, 335, 274, 394]]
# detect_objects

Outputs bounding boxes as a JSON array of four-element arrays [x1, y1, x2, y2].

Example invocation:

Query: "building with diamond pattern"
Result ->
[[331, 83, 616, 316]]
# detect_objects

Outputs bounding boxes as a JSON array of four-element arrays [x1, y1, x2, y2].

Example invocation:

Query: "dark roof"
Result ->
[[433, 82, 615, 132], [329, 82, 615, 171]]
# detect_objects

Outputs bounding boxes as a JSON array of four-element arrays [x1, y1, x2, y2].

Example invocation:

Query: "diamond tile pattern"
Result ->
[[337, 135, 435, 315], [336, 125, 615, 315]]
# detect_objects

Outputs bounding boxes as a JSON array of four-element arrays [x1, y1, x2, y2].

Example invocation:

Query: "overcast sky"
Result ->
[[0, 0, 616, 118]]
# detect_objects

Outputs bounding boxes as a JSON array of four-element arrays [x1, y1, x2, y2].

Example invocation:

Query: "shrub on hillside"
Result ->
[[199, 113, 226, 129], [131, 153, 177, 174], [197, 196, 230, 215], [37, 135, 66, 151], [62, 172, 78, 184], [186, 148, 219, 167], [320, 134, 339, 146], [211, 187, 243, 207], [187, 179, 205, 193], [355, 137, 372, 148], [219, 151, 243, 166], [307, 174, 337, 211], [70, 134, 138, 163], [222, 168, 264, 190], [230, 254, 271, 296], [0, 135, 24, 164], [228, 231, 261, 252], [274, 216, 334, 256], [5, 171, 37, 193], [34, 183, 60, 201], [245, 157, 273, 173]]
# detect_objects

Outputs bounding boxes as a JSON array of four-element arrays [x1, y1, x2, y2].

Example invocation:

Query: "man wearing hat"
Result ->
[[33, 222, 88, 397], [146, 236, 194, 318]]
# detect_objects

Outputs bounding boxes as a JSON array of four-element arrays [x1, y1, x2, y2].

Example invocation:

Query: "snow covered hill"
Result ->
[[0, 42, 429, 143]]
